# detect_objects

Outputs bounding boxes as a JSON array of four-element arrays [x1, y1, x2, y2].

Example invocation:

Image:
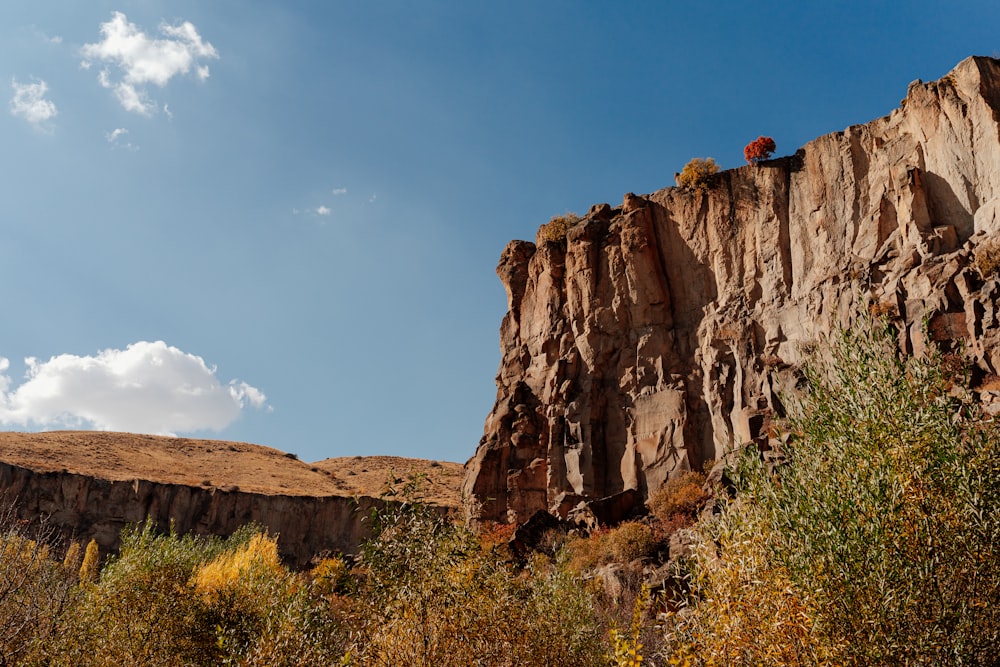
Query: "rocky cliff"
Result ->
[[464, 56, 1000, 524], [0, 462, 382, 568], [0, 432, 461, 567]]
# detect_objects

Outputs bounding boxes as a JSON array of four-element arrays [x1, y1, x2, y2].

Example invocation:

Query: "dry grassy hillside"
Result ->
[[0, 431, 463, 506]]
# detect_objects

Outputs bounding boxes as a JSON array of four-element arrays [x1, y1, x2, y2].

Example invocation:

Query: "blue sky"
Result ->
[[2, 1, 997, 463]]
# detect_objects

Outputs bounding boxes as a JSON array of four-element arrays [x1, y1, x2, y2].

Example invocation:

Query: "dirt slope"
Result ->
[[0, 431, 463, 506]]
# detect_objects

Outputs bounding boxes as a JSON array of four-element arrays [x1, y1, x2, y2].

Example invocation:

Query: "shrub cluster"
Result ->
[[0, 502, 610, 666], [658, 319, 1000, 666], [347, 502, 606, 666], [5, 317, 1000, 665], [538, 212, 581, 243], [647, 469, 708, 532], [562, 521, 659, 574], [676, 158, 720, 192]]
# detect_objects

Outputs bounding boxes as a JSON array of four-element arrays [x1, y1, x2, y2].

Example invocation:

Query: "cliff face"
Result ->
[[0, 462, 387, 568], [464, 56, 1000, 524], [0, 432, 461, 567]]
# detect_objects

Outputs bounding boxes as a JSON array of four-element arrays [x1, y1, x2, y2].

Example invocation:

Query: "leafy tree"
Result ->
[[676, 158, 720, 192], [659, 319, 1000, 665], [743, 136, 776, 164]]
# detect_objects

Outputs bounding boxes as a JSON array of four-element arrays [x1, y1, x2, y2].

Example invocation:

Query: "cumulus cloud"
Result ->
[[9, 78, 57, 128], [0, 342, 267, 436], [316, 205, 331, 216], [331, 187, 347, 196], [81, 11, 218, 115]]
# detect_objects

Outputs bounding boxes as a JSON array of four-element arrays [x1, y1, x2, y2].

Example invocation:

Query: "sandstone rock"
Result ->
[[590, 560, 644, 601], [668, 528, 698, 562], [508, 509, 566, 559], [0, 461, 398, 567], [566, 489, 643, 531], [465, 56, 1000, 523]]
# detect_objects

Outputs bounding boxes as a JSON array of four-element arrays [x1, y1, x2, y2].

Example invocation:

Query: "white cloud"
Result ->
[[368, 193, 377, 203], [106, 127, 139, 151], [48, 35, 63, 45], [81, 11, 218, 116], [332, 187, 347, 196], [316, 205, 331, 216], [0, 342, 267, 436], [9, 78, 57, 128]]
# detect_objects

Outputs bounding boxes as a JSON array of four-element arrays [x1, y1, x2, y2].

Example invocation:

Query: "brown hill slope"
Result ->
[[0, 431, 462, 565], [0, 431, 462, 505]]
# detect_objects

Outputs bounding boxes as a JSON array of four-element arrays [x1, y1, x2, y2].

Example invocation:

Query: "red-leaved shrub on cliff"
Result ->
[[743, 136, 776, 164]]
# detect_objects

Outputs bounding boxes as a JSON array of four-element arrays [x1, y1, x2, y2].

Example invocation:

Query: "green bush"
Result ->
[[659, 319, 1000, 665]]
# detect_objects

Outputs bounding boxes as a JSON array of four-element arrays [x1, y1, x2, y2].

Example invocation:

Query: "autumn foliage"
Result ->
[[743, 136, 776, 164]]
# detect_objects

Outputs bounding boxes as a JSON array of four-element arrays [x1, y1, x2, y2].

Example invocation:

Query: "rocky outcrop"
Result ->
[[464, 56, 1000, 523], [2, 462, 397, 568]]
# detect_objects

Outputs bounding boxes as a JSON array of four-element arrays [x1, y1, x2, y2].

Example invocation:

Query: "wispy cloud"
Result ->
[[332, 187, 348, 196], [81, 11, 218, 116], [106, 127, 139, 151], [0, 342, 268, 436], [292, 205, 334, 218], [9, 78, 57, 129]]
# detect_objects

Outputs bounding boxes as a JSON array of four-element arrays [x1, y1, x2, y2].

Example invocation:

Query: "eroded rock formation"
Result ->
[[0, 432, 461, 567], [464, 56, 1000, 523], [0, 462, 384, 568]]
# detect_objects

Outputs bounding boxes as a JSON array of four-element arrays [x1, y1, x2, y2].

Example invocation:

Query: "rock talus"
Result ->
[[464, 56, 1000, 523]]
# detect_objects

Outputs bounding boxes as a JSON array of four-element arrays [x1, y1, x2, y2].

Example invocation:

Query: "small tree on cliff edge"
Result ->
[[744, 136, 776, 164], [677, 157, 720, 192]]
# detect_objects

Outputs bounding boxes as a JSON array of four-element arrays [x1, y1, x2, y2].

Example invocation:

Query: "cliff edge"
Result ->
[[464, 56, 1000, 523], [0, 431, 462, 566]]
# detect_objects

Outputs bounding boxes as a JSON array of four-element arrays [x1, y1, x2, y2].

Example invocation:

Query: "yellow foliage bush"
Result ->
[[605, 521, 657, 563], [660, 320, 1000, 665], [79, 538, 100, 582], [677, 158, 720, 192], [310, 556, 351, 596], [348, 503, 606, 666], [648, 470, 708, 530], [538, 212, 581, 243], [658, 500, 840, 666], [192, 532, 283, 604], [0, 523, 75, 665], [562, 521, 659, 574]]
